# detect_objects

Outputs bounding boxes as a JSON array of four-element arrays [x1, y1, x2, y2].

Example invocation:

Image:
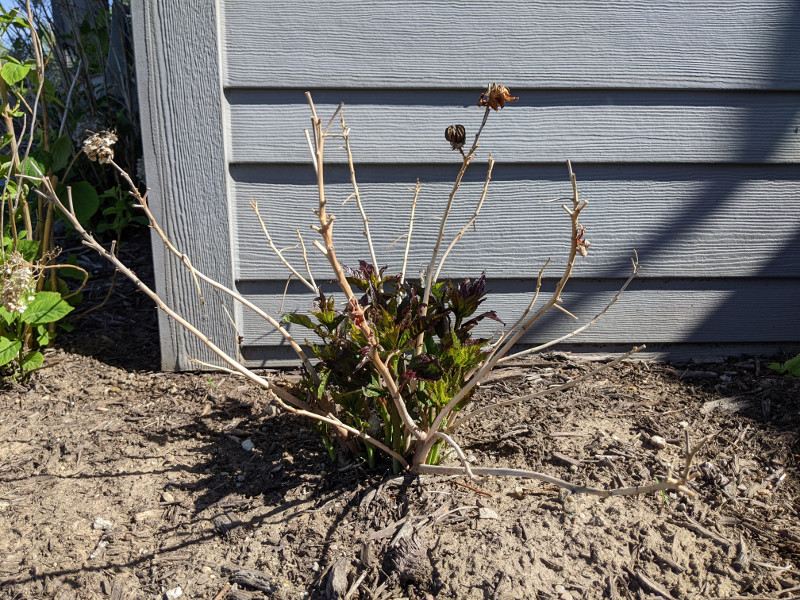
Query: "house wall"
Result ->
[[134, 1, 800, 369]]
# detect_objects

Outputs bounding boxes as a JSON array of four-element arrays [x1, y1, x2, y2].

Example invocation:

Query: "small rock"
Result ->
[[134, 509, 159, 523], [93, 518, 113, 531], [478, 507, 498, 520], [162, 492, 175, 503], [513, 487, 525, 499], [649, 435, 667, 450], [562, 495, 578, 514], [554, 584, 566, 594], [241, 439, 255, 451], [165, 586, 182, 600]]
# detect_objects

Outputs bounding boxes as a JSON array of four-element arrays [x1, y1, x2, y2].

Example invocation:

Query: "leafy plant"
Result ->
[[768, 353, 800, 377], [285, 264, 501, 470], [0, 1, 142, 379]]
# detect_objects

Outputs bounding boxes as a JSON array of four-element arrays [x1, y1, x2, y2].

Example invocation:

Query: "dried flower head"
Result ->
[[82, 130, 118, 164], [444, 124, 466, 150], [478, 83, 518, 111], [1, 251, 37, 313]]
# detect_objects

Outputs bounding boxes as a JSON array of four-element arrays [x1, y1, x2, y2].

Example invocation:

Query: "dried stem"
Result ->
[[416, 106, 492, 354], [414, 160, 587, 465], [450, 345, 645, 430], [432, 156, 494, 283], [38, 177, 409, 468], [252, 200, 318, 293], [341, 113, 379, 270], [400, 180, 421, 285], [500, 252, 641, 363], [419, 429, 707, 498], [296, 229, 317, 291]]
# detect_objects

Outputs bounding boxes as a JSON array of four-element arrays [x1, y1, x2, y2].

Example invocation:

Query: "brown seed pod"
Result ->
[[477, 83, 518, 111], [444, 124, 466, 150]]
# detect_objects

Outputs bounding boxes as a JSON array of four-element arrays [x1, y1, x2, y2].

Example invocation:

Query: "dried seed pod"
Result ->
[[444, 124, 466, 150], [478, 83, 519, 111]]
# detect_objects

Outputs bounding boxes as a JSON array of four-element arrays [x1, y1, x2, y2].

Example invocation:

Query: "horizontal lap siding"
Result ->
[[227, 94, 800, 164], [223, 2, 800, 90], [216, 0, 800, 364], [237, 279, 800, 346]]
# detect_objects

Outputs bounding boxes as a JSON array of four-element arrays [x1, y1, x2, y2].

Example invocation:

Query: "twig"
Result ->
[[400, 180, 421, 285], [432, 155, 494, 283], [451, 480, 493, 497], [552, 301, 578, 320], [434, 431, 474, 479], [296, 229, 317, 291], [450, 346, 644, 430], [251, 199, 318, 293], [623, 567, 673, 600], [499, 252, 640, 363], [211, 582, 231, 600], [58, 58, 81, 138], [341, 113, 379, 271]]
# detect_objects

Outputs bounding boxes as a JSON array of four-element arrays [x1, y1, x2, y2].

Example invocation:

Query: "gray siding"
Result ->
[[134, 0, 800, 369]]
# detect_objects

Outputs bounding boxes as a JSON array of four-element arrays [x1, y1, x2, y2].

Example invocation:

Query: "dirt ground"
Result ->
[[1, 238, 799, 600]]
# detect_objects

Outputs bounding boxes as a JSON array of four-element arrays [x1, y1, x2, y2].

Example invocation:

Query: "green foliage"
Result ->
[[95, 186, 148, 237], [768, 353, 800, 377], [285, 262, 502, 468], [0, 3, 142, 382], [0, 288, 73, 379]]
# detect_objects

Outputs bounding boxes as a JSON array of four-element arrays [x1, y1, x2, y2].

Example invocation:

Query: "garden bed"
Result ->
[[1, 239, 798, 600]]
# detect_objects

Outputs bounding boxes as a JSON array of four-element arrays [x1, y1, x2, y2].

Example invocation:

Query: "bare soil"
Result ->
[[1, 237, 799, 600]]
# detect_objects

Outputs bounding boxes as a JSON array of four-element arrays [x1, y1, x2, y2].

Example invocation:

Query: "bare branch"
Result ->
[[450, 345, 645, 430], [499, 252, 641, 363], [433, 155, 494, 283], [341, 113, 379, 271], [400, 180, 421, 285], [251, 199, 319, 293]]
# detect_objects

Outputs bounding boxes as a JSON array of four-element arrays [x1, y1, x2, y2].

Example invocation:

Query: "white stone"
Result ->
[[93, 518, 113, 530], [165, 587, 183, 600], [478, 507, 499, 519]]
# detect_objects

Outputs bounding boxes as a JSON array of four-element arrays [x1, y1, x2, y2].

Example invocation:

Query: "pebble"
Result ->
[[241, 439, 255, 451], [649, 435, 667, 450], [478, 507, 499, 520], [165, 587, 183, 600], [93, 518, 113, 531], [162, 492, 175, 503]]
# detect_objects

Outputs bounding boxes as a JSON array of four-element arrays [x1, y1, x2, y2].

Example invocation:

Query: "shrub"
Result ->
[[39, 84, 709, 498]]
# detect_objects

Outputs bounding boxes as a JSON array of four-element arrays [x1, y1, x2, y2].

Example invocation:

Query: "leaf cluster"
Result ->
[[768, 353, 800, 377], [284, 262, 501, 466]]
